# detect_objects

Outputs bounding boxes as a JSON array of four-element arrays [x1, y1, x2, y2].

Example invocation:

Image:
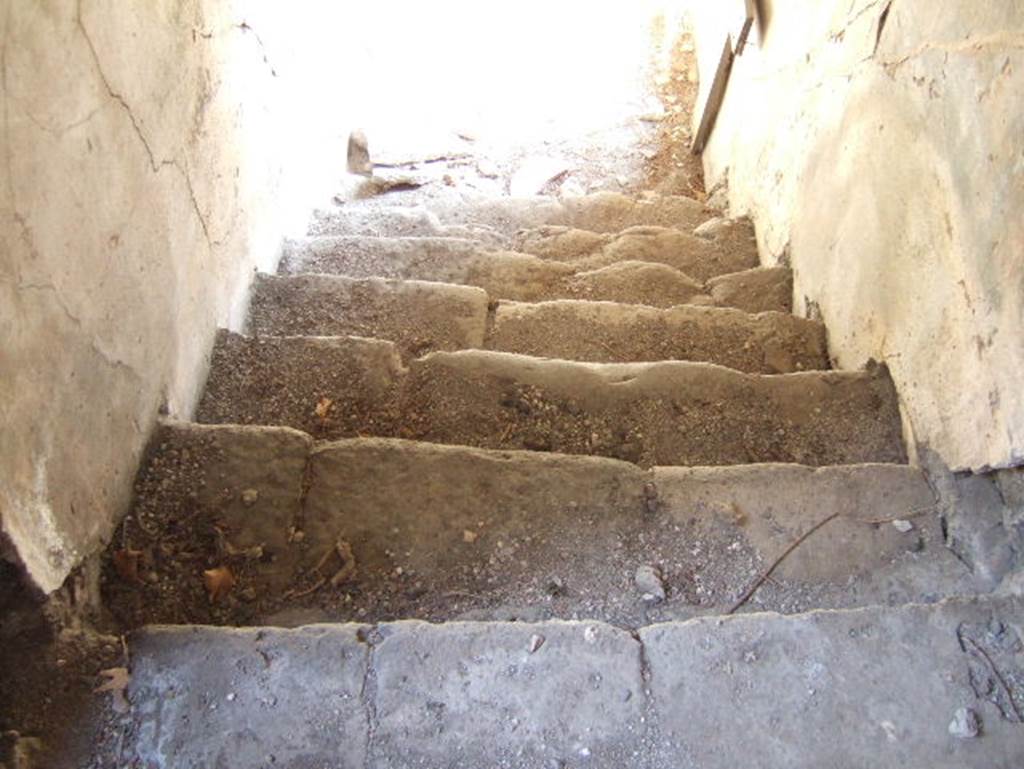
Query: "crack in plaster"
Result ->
[[882, 31, 1024, 71], [75, 0, 220, 250]]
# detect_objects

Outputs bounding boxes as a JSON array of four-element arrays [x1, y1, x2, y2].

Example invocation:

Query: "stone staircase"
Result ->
[[101, 186, 1023, 766]]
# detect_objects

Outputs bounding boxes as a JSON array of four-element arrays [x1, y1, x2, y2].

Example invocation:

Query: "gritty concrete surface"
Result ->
[[123, 625, 370, 768], [707, 266, 794, 314], [279, 236, 780, 309], [401, 351, 907, 467], [249, 274, 489, 357], [692, 0, 1024, 471], [370, 621, 646, 768], [513, 223, 758, 280], [641, 597, 1024, 768], [104, 425, 970, 631], [196, 332, 405, 438], [103, 597, 1024, 768], [191, 340, 905, 464], [488, 300, 828, 372], [311, 191, 713, 240]]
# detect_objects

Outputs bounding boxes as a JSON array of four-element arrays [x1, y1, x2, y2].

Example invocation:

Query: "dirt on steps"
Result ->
[[512, 223, 758, 280], [195, 332, 404, 438], [194, 336, 906, 467], [278, 235, 780, 310], [308, 190, 714, 239], [249, 274, 488, 357], [488, 300, 828, 372], [709, 265, 793, 314], [399, 351, 906, 467], [109, 597, 1024, 768], [101, 423, 969, 633]]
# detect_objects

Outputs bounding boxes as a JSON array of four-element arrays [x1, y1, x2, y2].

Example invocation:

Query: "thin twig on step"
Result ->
[[727, 512, 840, 614], [963, 636, 1024, 723]]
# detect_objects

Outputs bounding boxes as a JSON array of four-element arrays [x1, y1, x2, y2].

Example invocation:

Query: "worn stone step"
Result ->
[[249, 274, 488, 357], [115, 597, 1024, 768], [195, 337, 906, 466], [488, 300, 828, 372], [281, 238, 716, 307], [512, 224, 758, 281], [306, 204, 510, 244], [105, 421, 970, 631], [195, 332, 404, 437], [309, 191, 711, 239], [709, 265, 792, 314], [279, 235, 784, 311], [401, 351, 906, 466]]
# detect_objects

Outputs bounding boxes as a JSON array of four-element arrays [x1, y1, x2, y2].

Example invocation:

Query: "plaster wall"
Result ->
[[691, 0, 1024, 473], [0, 0, 354, 591]]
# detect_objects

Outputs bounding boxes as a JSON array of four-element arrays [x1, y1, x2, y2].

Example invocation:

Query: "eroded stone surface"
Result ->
[[250, 274, 488, 357], [641, 597, 1024, 768], [514, 223, 758, 280], [195, 332, 405, 438], [708, 266, 793, 314], [489, 300, 828, 372], [124, 626, 370, 769], [370, 621, 646, 768], [402, 351, 907, 467]]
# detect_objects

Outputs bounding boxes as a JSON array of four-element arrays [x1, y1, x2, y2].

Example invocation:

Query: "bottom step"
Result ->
[[105, 423, 971, 630], [111, 597, 1024, 768]]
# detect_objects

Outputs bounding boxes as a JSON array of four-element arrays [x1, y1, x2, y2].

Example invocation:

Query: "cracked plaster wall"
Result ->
[[691, 0, 1024, 473], [0, 0, 354, 591]]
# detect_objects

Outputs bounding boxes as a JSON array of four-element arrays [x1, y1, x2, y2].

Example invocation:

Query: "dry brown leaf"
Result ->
[[95, 667, 131, 713], [112, 549, 143, 584], [203, 566, 236, 603], [314, 397, 333, 420]]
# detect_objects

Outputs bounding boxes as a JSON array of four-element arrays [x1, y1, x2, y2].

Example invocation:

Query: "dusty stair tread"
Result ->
[[563, 260, 711, 308], [190, 337, 905, 464], [281, 236, 721, 307], [512, 223, 758, 280], [306, 204, 510, 244], [106, 424, 969, 630], [401, 350, 907, 467], [280, 235, 485, 277], [310, 191, 712, 239], [709, 265, 793, 314], [194, 331, 404, 437], [487, 299, 829, 372], [640, 596, 1024, 768], [249, 274, 488, 357], [116, 597, 1024, 768]]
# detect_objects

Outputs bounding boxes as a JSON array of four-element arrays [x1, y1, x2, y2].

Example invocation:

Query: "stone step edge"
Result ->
[[158, 419, 917, 481], [258, 272, 806, 320], [267, 262, 787, 303], [123, 595, 1021, 768], [215, 330, 843, 381]]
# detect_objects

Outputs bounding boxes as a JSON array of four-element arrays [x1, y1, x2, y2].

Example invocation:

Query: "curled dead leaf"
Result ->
[[95, 667, 131, 713], [203, 566, 236, 603], [314, 397, 333, 420]]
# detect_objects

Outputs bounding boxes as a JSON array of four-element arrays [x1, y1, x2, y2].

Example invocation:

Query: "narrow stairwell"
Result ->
[[99, 170, 1023, 766]]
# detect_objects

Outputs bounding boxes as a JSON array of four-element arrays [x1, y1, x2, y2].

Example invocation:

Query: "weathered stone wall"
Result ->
[[0, 0, 352, 591], [691, 0, 1023, 473]]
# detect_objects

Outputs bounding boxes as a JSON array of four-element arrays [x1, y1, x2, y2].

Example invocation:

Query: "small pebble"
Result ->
[[892, 519, 914, 533], [529, 634, 545, 654], [948, 707, 981, 739], [463, 530, 478, 543], [240, 488, 259, 507], [635, 565, 667, 604]]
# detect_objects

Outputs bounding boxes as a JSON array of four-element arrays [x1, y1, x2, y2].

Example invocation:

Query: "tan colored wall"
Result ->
[[691, 0, 1024, 473], [0, 0, 352, 591]]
